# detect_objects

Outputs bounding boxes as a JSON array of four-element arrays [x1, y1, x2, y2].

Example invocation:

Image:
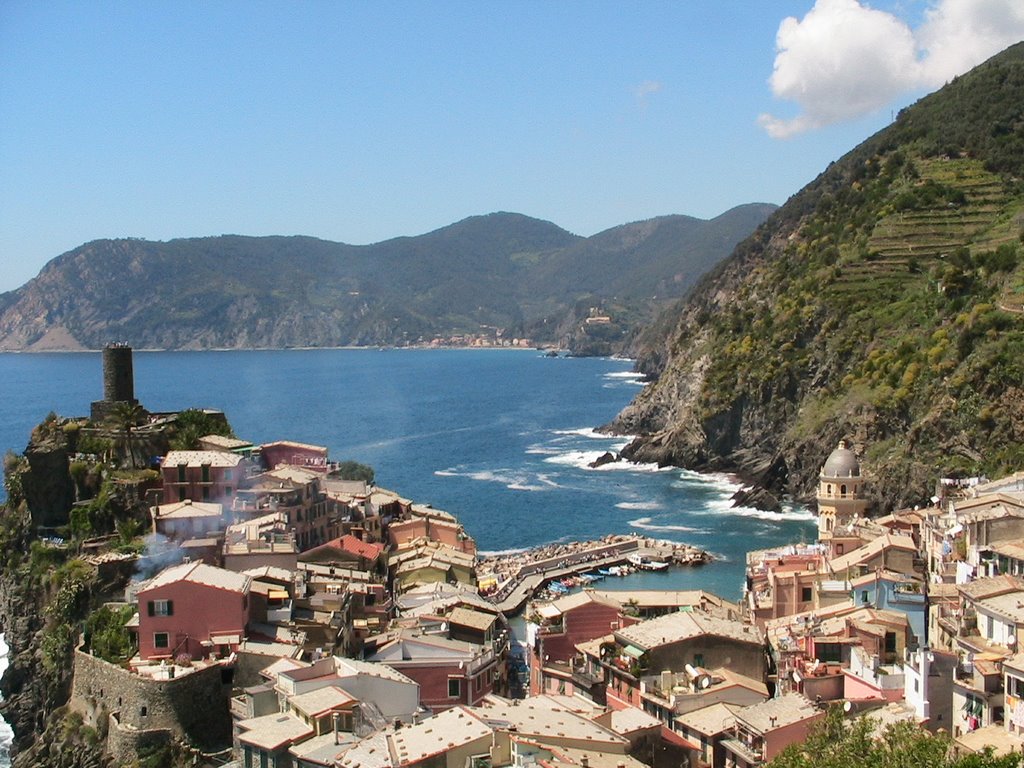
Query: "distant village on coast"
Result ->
[[9, 344, 1024, 768]]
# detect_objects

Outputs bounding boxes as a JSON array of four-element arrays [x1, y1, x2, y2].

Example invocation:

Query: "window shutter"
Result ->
[[167, 600, 174, 616], [147, 601, 155, 617]]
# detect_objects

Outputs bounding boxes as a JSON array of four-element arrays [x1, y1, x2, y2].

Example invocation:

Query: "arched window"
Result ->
[[827, 484, 833, 496], [841, 484, 847, 497]]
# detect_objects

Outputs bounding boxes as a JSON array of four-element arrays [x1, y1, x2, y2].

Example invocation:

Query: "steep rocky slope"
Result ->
[[612, 42, 1024, 512]]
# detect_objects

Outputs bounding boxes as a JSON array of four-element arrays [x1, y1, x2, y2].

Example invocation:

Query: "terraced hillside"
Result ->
[[615, 42, 1024, 512]]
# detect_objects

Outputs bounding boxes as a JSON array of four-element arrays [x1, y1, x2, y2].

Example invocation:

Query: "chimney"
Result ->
[[769, 716, 777, 728], [394, 717, 402, 731], [581, 758, 589, 768]]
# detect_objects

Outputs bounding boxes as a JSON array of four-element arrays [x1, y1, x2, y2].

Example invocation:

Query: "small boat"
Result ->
[[627, 553, 670, 571]]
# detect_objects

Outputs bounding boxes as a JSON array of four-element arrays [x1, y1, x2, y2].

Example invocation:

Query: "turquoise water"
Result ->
[[0, 349, 815, 599]]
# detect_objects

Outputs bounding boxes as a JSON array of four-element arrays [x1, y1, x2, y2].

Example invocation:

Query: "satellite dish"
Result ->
[[1009, 635, 1017, 647], [843, 700, 853, 713], [699, 675, 712, 689]]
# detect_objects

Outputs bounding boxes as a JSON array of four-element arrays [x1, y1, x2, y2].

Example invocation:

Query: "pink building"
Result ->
[[387, 513, 477, 555], [527, 591, 636, 697], [364, 630, 499, 711], [721, 694, 825, 767], [258, 440, 329, 472], [134, 561, 251, 661]]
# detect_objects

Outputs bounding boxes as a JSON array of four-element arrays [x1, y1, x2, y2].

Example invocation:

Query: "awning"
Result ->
[[268, 589, 290, 600], [211, 634, 241, 645], [623, 644, 646, 659]]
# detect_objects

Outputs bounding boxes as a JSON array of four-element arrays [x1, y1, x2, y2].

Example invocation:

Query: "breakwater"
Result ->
[[478, 534, 710, 615]]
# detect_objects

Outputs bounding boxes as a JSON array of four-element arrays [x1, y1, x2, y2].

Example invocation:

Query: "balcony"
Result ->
[[230, 695, 250, 720], [571, 664, 603, 689]]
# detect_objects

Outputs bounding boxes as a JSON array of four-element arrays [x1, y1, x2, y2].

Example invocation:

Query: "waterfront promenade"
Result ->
[[479, 534, 709, 615]]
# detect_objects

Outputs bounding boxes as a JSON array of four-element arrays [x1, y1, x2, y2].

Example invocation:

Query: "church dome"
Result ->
[[821, 440, 860, 478]]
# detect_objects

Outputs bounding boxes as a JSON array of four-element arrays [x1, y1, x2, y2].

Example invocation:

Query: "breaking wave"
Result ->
[[628, 516, 705, 534]]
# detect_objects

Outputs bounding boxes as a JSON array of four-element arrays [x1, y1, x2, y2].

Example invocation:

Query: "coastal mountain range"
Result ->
[[611, 41, 1024, 513], [0, 205, 775, 353]]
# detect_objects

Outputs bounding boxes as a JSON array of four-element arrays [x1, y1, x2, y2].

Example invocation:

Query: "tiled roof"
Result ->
[[162, 450, 243, 468], [829, 533, 917, 573], [153, 499, 223, 519], [474, 698, 628, 746], [606, 706, 661, 735], [289, 685, 356, 718], [138, 561, 250, 594], [447, 606, 498, 631], [389, 707, 491, 766], [616, 610, 761, 651], [336, 534, 385, 560], [236, 712, 313, 750], [960, 575, 1024, 600], [737, 693, 821, 733], [675, 702, 741, 735]]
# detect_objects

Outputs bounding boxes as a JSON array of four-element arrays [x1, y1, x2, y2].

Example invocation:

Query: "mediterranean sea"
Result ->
[[0, 348, 815, 600], [0, 347, 817, 764]]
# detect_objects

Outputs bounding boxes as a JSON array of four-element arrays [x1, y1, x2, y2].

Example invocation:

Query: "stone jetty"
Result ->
[[477, 534, 710, 615]]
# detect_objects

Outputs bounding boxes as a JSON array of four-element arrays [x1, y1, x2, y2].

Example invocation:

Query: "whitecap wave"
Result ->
[[604, 371, 646, 379], [702, 498, 816, 522], [434, 468, 554, 492], [615, 501, 662, 511], [551, 427, 614, 439], [543, 450, 670, 473], [628, 516, 705, 534]]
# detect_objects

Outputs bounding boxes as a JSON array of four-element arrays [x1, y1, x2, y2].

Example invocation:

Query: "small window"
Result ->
[[861, 590, 869, 603], [154, 632, 169, 649], [148, 599, 173, 617], [693, 654, 704, 668], [448, 678, 462, 698], [177, 464, 186, 482], [178, 488, 186, 502], [801, 586, 813, 602], [201, 464, 210, 483]]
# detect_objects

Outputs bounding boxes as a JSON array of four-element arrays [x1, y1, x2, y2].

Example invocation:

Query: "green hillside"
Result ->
[[615, 42, 1024, 511], [0, 208, 773, 353]]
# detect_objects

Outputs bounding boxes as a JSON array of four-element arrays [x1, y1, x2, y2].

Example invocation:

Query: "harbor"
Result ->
[[477, 533, 711, 615]]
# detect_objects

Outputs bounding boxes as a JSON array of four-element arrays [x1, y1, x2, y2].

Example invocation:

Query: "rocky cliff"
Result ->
[[611, 42, 1024, 512]]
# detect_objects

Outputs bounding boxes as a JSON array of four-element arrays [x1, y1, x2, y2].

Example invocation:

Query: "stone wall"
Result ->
[[70, 646, 233, 753]]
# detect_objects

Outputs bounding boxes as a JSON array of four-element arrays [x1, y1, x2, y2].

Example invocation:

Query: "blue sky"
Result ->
[[1, 1, 1022, 292]]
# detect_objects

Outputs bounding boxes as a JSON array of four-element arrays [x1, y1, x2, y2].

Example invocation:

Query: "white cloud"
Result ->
[[759, 0, 1024, 139], [634, 80, 663, 110]]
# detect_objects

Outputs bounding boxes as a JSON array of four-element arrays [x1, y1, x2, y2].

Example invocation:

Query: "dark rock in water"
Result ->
[[732, 484, 783, 512], [589, 451, 618, 469]]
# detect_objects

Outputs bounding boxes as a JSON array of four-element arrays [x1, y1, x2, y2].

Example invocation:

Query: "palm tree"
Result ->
[[108, 401, 145, 469]]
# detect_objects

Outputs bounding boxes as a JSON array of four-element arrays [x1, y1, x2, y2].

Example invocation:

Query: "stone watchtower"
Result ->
[[90, 343, 139, 422], [816, 440, 870, 541]]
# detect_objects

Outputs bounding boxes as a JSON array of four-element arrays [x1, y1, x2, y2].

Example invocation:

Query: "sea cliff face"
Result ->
[[610, 43, 1024, 512]]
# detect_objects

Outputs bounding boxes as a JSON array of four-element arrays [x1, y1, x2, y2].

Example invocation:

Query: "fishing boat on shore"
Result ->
[[627, 553, 670, 571]]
